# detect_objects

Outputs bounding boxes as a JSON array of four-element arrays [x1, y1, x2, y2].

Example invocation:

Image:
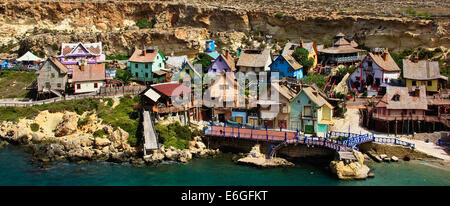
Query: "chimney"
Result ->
[[225, 50, 231, 60], [382, 48, 389, 61]]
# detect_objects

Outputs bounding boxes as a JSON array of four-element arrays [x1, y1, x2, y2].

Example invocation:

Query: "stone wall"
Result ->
[[205, 136, 334, 159]]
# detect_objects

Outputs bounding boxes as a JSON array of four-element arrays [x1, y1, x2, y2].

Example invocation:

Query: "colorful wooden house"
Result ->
[[289, 86, 334, 136], [58, 42, 105, 65], [236, 49, 272, 73], [175, 61, 202, 81], [206, 51, 236, 77], [141, 82, 191, 124], [72, 63, 106, 94], [320, 33, 366, 65], [129, 47, 166, 83], [36, 57, 69, 94], [349, 48, 401, 92], [403, 59, 448, 93], [206, 72, 242, 123], [257, 81, 299, 129], [269, 55, 303, 80]]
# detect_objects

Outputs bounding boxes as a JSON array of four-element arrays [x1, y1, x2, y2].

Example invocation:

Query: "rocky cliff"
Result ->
[[0, 0, 449, 57]]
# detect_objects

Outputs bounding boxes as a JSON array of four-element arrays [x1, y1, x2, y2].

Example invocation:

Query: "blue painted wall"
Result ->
[[269, 56, 303, 80], [231, 111, 247, 124]]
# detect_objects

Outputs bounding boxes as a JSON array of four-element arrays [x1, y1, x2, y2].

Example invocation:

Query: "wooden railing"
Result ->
[[152, 106, 188, 114]]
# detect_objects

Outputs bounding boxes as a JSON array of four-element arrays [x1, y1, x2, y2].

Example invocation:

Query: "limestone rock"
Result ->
[[55, 112, 79, 137], [330, 150, 371, 180], [178, 150, 193, 163], [391, 156, 399, 162], [94, 138, 111, 148]]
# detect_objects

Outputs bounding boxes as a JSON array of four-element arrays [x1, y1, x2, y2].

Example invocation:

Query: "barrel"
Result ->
[[205, 40, 215, 52]]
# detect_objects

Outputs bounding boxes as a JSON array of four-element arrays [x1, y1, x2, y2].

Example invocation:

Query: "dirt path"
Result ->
[[330, 108, 370, 134]]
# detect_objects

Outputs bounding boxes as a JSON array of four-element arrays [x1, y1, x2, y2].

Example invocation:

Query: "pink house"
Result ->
[[57, 42, 105, 65]]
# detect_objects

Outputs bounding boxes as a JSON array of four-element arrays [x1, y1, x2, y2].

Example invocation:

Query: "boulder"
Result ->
[[94, 138, 111, 148], [178, 150, 193, 163], [195, 141, 206, 150], [330, 150, 371, 180], [391, 156, 399, 162], [165, 149, 179, 161], [55, 112, 79, 137], [143, 151, 165, 164]]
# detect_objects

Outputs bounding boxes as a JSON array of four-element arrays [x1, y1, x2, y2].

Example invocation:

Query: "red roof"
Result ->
[[129, 49, 159, 63], [72, 64, 106, 82], [151, 82, 191, 97]]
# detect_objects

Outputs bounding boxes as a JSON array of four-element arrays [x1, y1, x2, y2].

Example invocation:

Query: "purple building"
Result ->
[[206, 51, 236, 77]]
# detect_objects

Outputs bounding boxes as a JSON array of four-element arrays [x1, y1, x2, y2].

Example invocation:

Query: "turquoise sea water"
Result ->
[[0, 145, 449, 186]]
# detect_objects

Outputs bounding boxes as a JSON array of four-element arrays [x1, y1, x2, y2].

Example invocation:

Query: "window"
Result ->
[[45, 82, 50, 89], [392, 94, 400, 101], [94, 83, 98, 88], [77, 84, 81, 89], [145, 73, 149, 78], [304, 106, 313, 117], [368, 61, 373, 67], [159, 63, 162, 67], [428, 81, 432, 86], [145, 64, 148, 69], [288, 67, 293, 73], [135, 72, 139, 77], [51, 73, 55, 78], [412, 81, 416, 86], [135, 64, 138, 68], [57, 83, 61, 88]]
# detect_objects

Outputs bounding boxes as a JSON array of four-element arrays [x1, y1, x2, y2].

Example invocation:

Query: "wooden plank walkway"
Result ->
[[143, 110, 158, 155], [338, 151, 357, 161]]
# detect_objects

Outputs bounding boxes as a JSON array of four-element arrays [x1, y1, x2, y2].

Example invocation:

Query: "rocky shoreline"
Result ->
[[0, 110, 219, 167]]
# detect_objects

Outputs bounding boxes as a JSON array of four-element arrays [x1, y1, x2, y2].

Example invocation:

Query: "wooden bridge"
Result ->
[[142, 110, 159, 155], [204, 124, 416, 160]]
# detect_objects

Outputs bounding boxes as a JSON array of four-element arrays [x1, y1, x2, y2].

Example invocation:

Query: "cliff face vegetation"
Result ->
[[0, 0, 449, 57]]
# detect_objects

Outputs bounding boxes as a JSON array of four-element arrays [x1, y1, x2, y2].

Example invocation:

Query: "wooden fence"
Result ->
[[0, 85, 146, 107]]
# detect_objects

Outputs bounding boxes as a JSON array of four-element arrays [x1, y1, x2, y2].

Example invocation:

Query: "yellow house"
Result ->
[[403, 59, 448, 93]]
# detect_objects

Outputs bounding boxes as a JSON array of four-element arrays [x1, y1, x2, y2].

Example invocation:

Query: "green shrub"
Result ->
[[77, 115, 90, 127], [104, 98, 114, 107], [30, 123, 40, 132], [275, 13, 284, 19], [106, 54, 129, 60], [93, 129, 107, 138], [136, 18, 156, 29], [155, 122, 192, 149], [302, 74, 326, 89]]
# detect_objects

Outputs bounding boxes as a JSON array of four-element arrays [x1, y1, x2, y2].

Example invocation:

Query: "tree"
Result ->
[[292, 47, 314, 70], [302, 74, 326, 90], [193, 53, 212, 73], [115, 69, 132, 85]]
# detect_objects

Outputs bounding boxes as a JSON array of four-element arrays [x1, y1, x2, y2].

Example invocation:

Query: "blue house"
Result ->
[[269, 55, 303, 80], [1, 60, 11, 69]]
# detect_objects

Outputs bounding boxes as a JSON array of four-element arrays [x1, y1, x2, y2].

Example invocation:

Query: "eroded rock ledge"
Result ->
[[0, 110, 217, 166]]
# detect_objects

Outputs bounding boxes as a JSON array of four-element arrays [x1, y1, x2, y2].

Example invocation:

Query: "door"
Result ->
[[264, 120, 274, 129], [278, 120, 287, 129], [218, 114, 226, 123]]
